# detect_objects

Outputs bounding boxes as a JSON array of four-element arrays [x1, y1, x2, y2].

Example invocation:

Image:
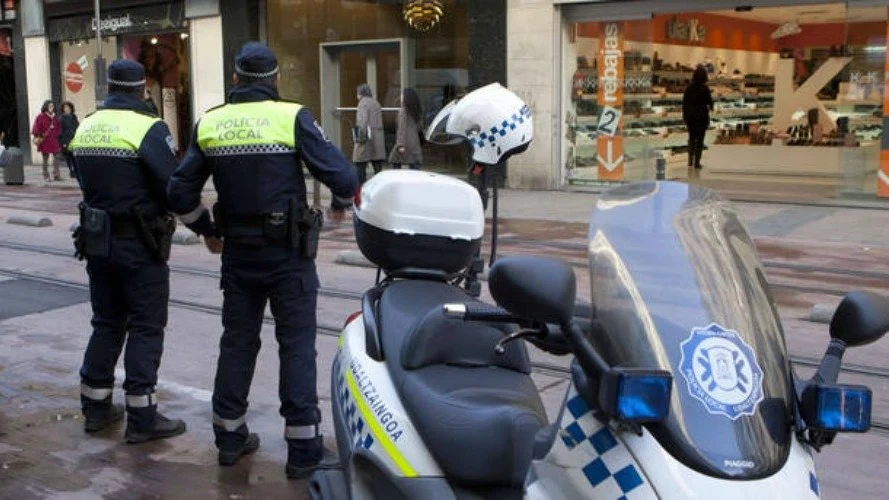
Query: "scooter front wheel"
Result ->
[[309, 468, 350, 500]]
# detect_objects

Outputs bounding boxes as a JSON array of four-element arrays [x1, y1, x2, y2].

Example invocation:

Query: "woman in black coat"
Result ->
[[59, 101, 79, 179], [682, 66, 713, 169]]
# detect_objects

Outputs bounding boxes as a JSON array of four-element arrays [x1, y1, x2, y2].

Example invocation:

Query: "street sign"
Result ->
[[64, 62, 83, 94]]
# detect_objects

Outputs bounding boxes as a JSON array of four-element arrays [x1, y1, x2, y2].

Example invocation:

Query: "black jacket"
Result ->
[[682, 82, 713, 127], [59, 113, 79, 150], [167, 83, 358, 237], [71, 94, 178, 217]]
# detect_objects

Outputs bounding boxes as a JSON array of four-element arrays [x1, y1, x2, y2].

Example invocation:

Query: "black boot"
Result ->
[[84, 403, 125, 433], [218, 433, 260, 466], [286, 448, 339, 479], [285, 436, 338, 479], [125, 412, 187, 444]]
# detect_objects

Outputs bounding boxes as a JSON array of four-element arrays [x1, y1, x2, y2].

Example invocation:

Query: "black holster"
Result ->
[[298, 205, 323, 260], [212, 202, 226, 238], [76, 202, 111, 259], [131, 205, 175, 262]]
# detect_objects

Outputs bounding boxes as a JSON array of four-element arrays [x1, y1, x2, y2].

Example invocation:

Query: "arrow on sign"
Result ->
[[597, 138, 624, 172]]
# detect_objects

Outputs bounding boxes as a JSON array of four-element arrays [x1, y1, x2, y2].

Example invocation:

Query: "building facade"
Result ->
[[12, 0, 887, 201]]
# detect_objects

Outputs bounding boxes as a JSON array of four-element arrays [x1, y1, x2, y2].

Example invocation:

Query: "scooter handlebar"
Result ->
[[443, 303, 519, 322]]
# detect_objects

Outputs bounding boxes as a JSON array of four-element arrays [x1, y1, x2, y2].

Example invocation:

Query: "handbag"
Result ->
[[352, 126, 372, 143]]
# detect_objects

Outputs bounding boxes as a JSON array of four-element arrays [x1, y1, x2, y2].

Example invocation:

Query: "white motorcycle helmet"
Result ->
[[425, 83, 533, 165]]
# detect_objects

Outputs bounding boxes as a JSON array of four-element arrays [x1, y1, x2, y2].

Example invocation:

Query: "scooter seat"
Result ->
[[377, 280, 547, 488], [401, 365, 546, 488]]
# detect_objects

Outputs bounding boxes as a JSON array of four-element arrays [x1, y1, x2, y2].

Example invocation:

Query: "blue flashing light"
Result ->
[[812, 384, 871, 432], [616, 371, 672, 422]]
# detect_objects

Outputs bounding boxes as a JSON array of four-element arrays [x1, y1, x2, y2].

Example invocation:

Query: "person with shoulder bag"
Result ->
[[388, 87, 424, 170], [32, 100, 62, 181]]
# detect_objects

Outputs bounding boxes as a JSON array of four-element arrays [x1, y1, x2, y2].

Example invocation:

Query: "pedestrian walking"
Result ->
[[167, 42, 357, 478], [682, 65, 714, 170], [32, 100, 62, 181], [388, 87, 423, 170], [69, 60, 186, 443], [59, 101, 79, 180], [352, 83, 385, 184]]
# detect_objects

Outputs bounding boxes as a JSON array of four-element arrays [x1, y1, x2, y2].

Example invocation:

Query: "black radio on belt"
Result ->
[[76, 202, 111, 259], [263, 210, 289, 245]]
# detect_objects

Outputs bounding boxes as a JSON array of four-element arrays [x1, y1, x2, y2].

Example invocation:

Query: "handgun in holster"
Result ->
[[131, 205, 174, 262], [154, 214, 176, 262], [212, 202, 226, 238], [299, 205, 323, 260], [77, 202, 111, 259]]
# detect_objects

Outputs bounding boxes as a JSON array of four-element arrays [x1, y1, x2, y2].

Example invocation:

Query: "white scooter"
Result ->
[[310, 84, 889, 499]]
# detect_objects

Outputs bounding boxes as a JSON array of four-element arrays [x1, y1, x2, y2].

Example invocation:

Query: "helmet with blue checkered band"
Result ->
[[425, 83, 532, 165]]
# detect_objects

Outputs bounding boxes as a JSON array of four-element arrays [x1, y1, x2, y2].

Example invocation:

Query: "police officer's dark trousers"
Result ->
[[213, 241, 322, 464], [80, 238, 169, 430]]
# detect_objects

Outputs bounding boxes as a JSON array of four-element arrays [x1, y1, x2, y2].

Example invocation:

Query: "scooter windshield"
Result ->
[[588, 182, 793, 479]]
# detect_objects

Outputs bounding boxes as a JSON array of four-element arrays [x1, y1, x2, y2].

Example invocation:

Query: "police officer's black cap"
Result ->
[[107, 59, 146, 87], [235, 42, 279, 79]]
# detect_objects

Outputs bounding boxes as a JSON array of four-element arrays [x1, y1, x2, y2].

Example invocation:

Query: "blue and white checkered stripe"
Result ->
[[555, 388, 656, 499], [469, 105, 531, 149], [809, 471, 820, 497], [334, 358, 374, 451]]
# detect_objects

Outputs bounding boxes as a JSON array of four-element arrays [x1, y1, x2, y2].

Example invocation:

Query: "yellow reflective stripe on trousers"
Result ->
[[69, 109, 160, 151], [345, 370, 417, 477], [196, 101, 303, 151]]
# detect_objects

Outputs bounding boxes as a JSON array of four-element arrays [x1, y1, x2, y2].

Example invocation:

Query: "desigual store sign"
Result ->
[[47, 3, 186, 42]]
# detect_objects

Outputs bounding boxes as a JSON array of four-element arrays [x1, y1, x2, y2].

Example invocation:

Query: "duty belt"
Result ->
[[223, 213, 267, 238], [110, 213, 139, 237]]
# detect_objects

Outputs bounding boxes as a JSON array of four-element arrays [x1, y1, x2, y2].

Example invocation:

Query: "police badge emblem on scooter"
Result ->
[[679, 323, 764, 420], [309, 84, 889, 500]]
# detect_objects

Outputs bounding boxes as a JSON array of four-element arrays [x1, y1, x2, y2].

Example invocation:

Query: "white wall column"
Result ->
[[189, 15, 225, 121], [23, 35, 51, 163], [507, 0, 559, 189]]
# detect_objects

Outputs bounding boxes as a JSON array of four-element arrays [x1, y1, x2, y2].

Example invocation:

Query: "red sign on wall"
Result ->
[[65, 62, 83, 94]]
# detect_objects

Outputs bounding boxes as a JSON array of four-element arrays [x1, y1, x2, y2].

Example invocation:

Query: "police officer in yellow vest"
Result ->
[[167, 43, 357, 477], [70, 60, 186, 443]]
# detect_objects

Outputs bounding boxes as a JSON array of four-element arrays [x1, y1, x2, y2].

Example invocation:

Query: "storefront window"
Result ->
[[266, 0, 485, 174], [563, 2, 888, 201]]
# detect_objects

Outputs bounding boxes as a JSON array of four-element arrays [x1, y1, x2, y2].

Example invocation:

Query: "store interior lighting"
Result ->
[[771, 21, 801, 39], [150, 37, 158, 45]]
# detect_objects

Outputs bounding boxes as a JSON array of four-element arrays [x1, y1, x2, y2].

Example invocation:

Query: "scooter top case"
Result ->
[[585, 181, 798, 480], [354, 169, 484, 275]]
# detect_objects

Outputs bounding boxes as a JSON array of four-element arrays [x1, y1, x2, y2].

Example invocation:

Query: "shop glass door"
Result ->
[[319, 39, 412, 157], [838, 0, 888, 199], [563, 15, 659, 187]]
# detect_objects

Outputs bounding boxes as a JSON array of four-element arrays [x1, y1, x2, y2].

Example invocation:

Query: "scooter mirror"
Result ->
[[829, 291, 889, 347], [489, 256, 576, 326]]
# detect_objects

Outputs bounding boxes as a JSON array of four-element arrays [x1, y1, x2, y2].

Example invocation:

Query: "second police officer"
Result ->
[[70, 60, 186, 443], [167, 43, 358, 478]]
